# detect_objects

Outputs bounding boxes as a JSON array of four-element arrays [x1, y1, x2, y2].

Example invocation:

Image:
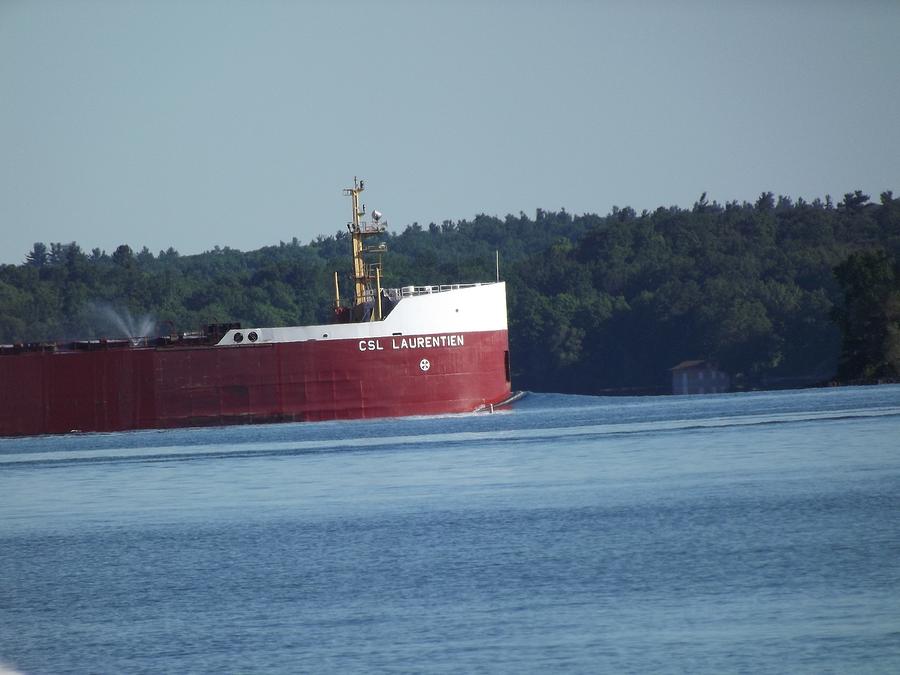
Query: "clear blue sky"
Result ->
[[2, 0, 898, 264]]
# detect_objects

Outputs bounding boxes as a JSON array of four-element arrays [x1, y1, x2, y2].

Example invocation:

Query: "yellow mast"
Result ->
[[342, 177, 387, 316]]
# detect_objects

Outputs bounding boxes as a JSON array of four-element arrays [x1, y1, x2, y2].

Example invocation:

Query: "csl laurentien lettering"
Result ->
[[358, 334, 465, 352]]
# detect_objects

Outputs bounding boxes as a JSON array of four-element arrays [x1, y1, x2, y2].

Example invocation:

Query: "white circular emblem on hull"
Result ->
[[419, 358, 431, 372]]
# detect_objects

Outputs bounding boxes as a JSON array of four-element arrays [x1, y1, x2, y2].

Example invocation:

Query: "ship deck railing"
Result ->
[[384, 282, 488, 301]]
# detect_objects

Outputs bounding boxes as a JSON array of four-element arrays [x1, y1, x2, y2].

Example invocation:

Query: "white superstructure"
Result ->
[[215, 282, 508, 346]]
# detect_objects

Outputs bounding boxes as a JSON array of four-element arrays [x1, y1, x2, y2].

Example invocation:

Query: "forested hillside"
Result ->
[[2, 190, 898, 393]]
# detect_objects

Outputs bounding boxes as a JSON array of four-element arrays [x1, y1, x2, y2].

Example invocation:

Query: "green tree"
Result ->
[[25, 242, 48, 267], [832, 251, 900, 379]]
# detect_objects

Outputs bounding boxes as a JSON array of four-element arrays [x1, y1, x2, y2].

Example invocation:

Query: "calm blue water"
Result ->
[[2, 386, 900, 674]]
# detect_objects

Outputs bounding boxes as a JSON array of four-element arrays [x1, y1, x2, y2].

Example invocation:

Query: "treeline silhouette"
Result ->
[[2, 190, 898, 392]]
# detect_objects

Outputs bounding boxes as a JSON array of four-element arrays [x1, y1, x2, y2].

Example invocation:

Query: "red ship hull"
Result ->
[[0, 329, 510, 437]]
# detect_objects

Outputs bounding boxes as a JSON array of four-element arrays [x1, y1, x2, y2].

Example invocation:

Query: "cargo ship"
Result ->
[[0, 179, 516, 437]]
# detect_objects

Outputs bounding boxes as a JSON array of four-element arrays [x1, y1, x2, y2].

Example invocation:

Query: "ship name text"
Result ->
[[358, 334, 465, 352]]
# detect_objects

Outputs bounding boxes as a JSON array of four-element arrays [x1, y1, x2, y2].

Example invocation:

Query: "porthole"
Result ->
[[248, 331, 258, 342], [234, 332, 243, 343]]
